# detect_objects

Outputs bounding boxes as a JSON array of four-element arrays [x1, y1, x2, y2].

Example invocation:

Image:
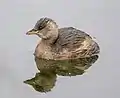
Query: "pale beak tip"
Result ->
[[26, 32, 29, 35]]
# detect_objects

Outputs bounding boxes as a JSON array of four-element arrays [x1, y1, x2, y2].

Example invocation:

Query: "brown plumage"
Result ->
[[26, 17, 100, 60]]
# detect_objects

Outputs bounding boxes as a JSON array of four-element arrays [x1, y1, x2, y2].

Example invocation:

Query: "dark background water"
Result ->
[[0, 0, 120, 98]]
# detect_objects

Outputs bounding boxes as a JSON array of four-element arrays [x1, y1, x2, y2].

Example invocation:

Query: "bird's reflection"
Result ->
[[24, 55, 99, 93], [24, 71, 56, 93]]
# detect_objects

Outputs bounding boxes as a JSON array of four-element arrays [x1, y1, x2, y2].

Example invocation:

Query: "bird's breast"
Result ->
[[34, 42, 54, 60]]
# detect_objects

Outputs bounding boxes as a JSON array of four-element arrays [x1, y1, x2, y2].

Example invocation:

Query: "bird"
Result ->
[[26, 17, 100, 60]]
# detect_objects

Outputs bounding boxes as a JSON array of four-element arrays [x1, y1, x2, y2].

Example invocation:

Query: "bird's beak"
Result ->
[[26, 29, 38, 35]]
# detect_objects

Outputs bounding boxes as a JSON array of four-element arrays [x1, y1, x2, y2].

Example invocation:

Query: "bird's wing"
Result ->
[[54, 27, 92, 52]]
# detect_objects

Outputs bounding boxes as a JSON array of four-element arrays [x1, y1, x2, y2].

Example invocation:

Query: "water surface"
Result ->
[[0, 0, 120, 98]]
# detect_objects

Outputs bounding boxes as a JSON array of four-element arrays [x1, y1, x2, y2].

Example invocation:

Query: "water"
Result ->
[[24, 56, 99, 93], [0, 0, 120, 98]]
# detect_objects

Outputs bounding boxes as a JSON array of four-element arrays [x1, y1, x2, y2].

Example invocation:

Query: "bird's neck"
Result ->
[[41, 29, 59, 45]]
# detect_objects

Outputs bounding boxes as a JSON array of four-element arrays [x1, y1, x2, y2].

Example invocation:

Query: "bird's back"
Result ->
[[53, 27, 91, 52], [52, 27, 100, 59]]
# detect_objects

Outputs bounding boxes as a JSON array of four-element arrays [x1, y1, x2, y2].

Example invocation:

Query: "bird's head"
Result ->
[[26, 17, 58, 39]]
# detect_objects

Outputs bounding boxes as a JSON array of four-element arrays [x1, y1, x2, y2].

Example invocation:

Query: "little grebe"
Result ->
[[26, 17, 100, 60]]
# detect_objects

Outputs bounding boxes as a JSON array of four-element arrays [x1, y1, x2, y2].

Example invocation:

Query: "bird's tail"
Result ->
[[75, 38, 100, 58], [87, 40, 100, 56]]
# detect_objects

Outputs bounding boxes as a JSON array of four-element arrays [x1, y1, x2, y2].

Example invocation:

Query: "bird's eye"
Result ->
[[38, 25, 46, 30], [39, 26, 44, 30]]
